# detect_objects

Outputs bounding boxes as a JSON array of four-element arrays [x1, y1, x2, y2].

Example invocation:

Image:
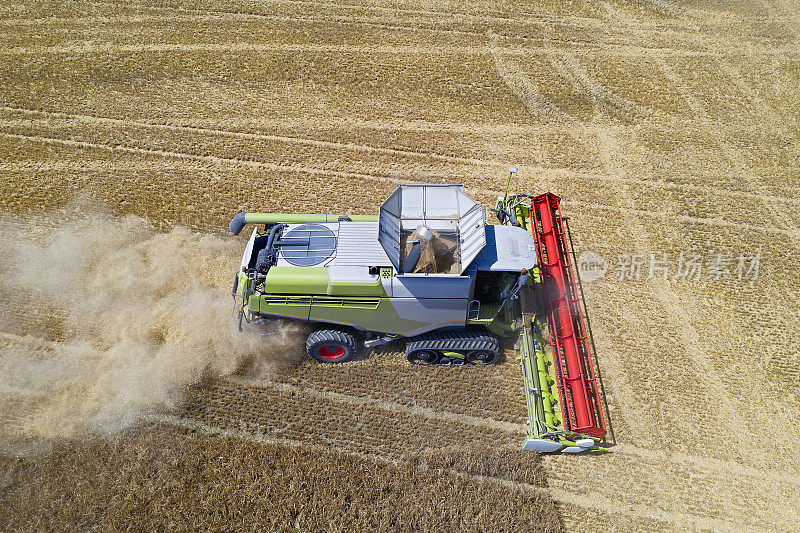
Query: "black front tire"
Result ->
[[307, 329, 359, 363]]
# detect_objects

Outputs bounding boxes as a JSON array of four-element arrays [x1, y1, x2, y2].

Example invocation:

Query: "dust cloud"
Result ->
[[0, 208, 302, 442]]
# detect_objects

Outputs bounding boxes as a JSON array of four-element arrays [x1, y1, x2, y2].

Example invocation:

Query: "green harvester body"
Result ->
[[230, 183, 608, 453]]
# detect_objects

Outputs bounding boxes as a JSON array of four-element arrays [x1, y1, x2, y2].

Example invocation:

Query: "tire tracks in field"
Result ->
[[73, 1, 627, 55], [164, 414, 775, 532], [174, 377, 791, 531], [595, 123, 753, 451], [488, 32, 567, 122], [2, 330, 796, 490], [253, 376, 800, 485], [537, 16, 794, 503], [2, 37, 768, 61], [548, 51, 660, 121], [582, 128, 760, 466], [231, 378, 528, 434], [572, 48, 799, 526], [0, 13, 229, 26], [82, 0, 650, 34], [7, 0, 799, 62], [1, 303, 795, 529], [4, 104, 800, 212], [0, 105, 495, 168], [66, 0, 800, 59], [0, 129, 402, 183], [756, 0, 800, 53], [656, 47, 800, 468], [1, 129, 797, 240], [544, 488, 774, 533], [0, 42, 530, 56], [9, 158, 796, 202], [9, 10, 491, 45], [89, 0, 797, 44], [3, 104, 796, 170], [723, 61, 781, 119], [656, 57, 800, 249]]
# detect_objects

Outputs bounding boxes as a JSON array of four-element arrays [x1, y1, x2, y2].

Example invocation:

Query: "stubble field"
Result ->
[[1, 0, 799, 531]]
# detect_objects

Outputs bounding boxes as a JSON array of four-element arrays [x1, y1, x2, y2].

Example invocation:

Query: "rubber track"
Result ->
[[405, 331, 499, 355]]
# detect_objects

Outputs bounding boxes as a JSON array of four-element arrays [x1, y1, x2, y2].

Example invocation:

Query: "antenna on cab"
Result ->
[[504, 166, 517, 202]]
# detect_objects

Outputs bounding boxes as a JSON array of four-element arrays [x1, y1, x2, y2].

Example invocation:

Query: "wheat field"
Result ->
[[1, 0, 799, 530]]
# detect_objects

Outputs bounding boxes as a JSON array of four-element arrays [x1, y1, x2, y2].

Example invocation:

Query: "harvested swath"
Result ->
[[0, 423, 561, 533], [178, 378, 537, 472], [271, 348, 528, 423], [412, 445, 547, 486]]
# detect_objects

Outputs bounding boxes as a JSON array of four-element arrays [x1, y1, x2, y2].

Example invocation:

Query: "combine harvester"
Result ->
[[229, 174, 607, 453]]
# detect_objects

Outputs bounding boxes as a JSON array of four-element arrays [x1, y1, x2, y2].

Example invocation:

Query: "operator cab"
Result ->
[[469, 224, 537, 322]]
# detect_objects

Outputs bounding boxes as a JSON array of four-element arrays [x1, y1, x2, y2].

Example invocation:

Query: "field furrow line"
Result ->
[[74, 0, 601, 51], [172, 383, 784, 531], [0, 42, 532, 56], [3, 299, 798, 487], [595, 125, 755, 454], [110, 0, 784, 37], [546, 487, 777, 532], [542, 448, 798, 530], [165, 415, 555, 502], [3, 99, 795, 137], [1, 130, 795, 239], [3, 106, 799, 214], [0, 13, 229, 26], [17, 14, 492, 47], [547, 122, 797, 530], [490, 37, 567, 122], [239, 375, 800, 485], [0, 106, 498, 168], [2, 132, 796, 198], [0, 37, 760, 60], [165, 414, 765, 532], [549, 51, 659, 120], [235, 378, 527, 434], [548, 485, 780, 531], [75, 0, 800, 58], [614, 443, 798, 484], [86, 0, 644, 32], [0, 130, 398, 182], [272, 0, 608, 27], [724, 61, 779, 118], [2, 0, 798, 530], [565, 198, 791, 236], [3, 104, 783, 137]]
